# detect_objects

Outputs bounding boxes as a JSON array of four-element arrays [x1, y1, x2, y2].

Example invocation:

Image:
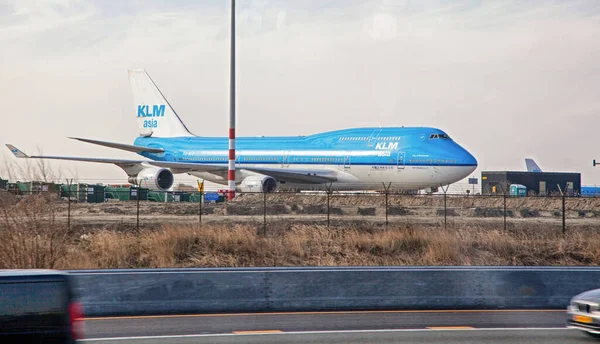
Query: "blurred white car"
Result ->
[[567, 288, 600, 338]]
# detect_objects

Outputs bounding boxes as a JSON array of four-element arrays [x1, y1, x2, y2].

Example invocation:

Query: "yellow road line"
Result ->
[[427, 326, 474, 330], [233, 330, 283, 335], [84, 309, 565, 321]]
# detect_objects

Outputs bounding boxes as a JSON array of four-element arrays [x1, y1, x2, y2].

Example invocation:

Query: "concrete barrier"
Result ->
[[71, 267, 600, 317]]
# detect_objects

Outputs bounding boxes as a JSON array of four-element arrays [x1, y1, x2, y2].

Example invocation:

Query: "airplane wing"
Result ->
[[242, 166, 338, 184], [150, 161, 337, 184], [69, 137, 165, 153], [5, 145, 338, 184], [6, 144, 149, 175]]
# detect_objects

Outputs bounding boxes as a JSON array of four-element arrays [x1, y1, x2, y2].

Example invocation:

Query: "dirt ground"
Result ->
[[43, 193, 598, 234]]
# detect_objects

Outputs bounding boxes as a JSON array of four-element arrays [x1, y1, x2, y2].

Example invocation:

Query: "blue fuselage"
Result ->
[[134, 127, 477, 168]]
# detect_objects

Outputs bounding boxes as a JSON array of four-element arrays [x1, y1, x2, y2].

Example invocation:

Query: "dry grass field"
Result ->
[[1, 191, 599, 269]]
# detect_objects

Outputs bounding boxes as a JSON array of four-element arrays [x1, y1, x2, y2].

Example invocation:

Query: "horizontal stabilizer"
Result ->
[[6, 144, 30, 158], [69, 137, 164, 153]]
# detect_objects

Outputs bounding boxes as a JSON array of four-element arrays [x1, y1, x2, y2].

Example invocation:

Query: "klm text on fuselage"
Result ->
[[137, 105, 165, 117]]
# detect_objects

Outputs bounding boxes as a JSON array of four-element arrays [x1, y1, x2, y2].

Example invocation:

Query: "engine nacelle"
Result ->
[[238, 175, 277, 193], [128, 167, 174, 191]]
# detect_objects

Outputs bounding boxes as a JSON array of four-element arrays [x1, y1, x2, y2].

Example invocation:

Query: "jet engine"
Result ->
[[238, 175, 277, 193], [128, 167, 174, 191]]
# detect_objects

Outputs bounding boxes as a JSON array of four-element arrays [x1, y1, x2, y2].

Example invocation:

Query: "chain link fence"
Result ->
[[2, 187, 599, 235]]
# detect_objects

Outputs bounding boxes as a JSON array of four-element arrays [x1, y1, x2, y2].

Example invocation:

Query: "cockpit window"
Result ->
[[430, 133, 452, 140]]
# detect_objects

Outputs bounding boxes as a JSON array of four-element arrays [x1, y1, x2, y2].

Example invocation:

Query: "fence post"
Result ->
[[562, 193, 566, 234], [382, 182, 391, 229], [325, 183, 333, 228], [66, 179, 72, 232], [444, 192, 447, 229], [198, 192, 202, 230], [263, 191, 267, 235], [503, 192, 507, 231], [136, 187, 140, 231], [327, 190, 330, 228], [439, 184, 449, 230]]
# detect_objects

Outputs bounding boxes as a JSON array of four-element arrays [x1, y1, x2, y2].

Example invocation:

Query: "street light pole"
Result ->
[[227, 0, 237, 201]]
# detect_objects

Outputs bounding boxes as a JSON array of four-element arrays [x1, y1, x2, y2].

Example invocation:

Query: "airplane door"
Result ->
[[397, 151, 405, 170], [282, 151, 290, 167], [344, 156, 350, 170], [367, 129, 382, 147]]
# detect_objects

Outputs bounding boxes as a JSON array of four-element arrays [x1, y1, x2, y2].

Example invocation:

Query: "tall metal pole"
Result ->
[[227, 0, 237, 201]]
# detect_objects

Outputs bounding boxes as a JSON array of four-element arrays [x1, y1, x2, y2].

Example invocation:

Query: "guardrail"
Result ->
[[71, 267, 599, 316]]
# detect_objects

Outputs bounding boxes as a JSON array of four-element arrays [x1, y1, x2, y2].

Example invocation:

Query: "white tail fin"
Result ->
[[128, 69, 193, 138], [525, 158, 542, 172]]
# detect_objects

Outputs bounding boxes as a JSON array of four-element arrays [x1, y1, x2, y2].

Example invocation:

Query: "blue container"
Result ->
[[509, 184, 527, 197], [204, 192, 221, 202], [581, 186, 600, 197]]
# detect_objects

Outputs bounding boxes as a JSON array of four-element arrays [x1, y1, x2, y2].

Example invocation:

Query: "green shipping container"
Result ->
[[17, 182, 31, 193], [171, 192, 190, 202], [86, 185, 105, 203], [148, 191, 167, 202], [129, 187, 148, 201], [105, 187, 145, 201], [60, 184, 88, 202], [189, 193, 203, 203], [105, 187, 127, 200]]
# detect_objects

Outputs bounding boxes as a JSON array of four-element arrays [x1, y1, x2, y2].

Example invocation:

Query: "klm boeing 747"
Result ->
[[6, 70, 477, 193]]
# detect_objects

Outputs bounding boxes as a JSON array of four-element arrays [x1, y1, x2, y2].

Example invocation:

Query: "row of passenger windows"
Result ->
[[339, 136, 402, 141], [180, 157, 227, 162], [410, 159, 457, 164], [180, 156, 457, 164], [179, 156, 345, 163], [241, 157, 278, 162], [339, 137, 368, 141]]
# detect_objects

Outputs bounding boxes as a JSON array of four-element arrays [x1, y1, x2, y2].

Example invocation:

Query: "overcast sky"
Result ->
[[1, 0, 600, 187]]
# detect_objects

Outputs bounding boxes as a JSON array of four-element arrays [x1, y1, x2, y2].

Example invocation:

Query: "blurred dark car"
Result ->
[[0, 270, 83, 343], [567, 288, 600, 339]]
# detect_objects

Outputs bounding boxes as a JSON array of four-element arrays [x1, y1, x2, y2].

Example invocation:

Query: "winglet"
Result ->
[[5, 144, 30, 158]]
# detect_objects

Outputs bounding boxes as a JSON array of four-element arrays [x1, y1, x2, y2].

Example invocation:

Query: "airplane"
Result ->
[[6, 69, 477, 194], [525, 158, 542, 172]]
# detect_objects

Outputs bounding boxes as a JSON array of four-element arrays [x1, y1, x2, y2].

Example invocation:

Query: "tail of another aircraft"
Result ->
[[525, 158, 542, 172], [128, 69, 193, 138]]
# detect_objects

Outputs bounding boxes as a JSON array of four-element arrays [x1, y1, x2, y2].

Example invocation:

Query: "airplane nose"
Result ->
[[464, 150, 477, 167], [455, 145, 477, 167]]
